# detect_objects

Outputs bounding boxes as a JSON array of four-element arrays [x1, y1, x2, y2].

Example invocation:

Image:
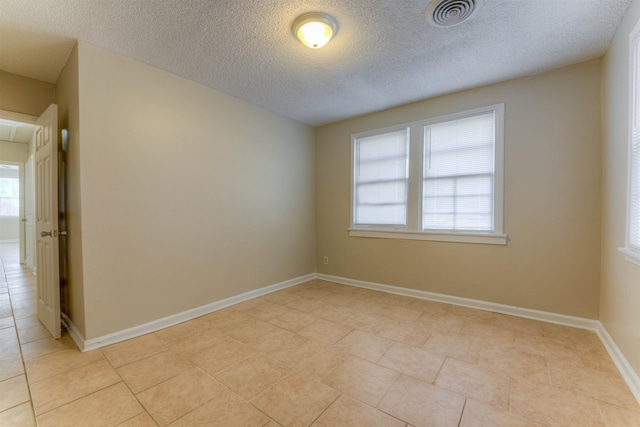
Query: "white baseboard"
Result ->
[[0, 239, 18, 244], [315, 273, 640, 405], [67, 273, 315, 352]]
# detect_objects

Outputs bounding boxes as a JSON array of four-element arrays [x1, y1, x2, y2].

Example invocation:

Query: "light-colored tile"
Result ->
[[448, 306, 492, 324], [0, 375, 30, 412], [405, 299, 451, 316], [268, 309, 317, 332], [514, 333, 580, 363], [322, 356, 399, 406], [0, 353, 24, 381], [17, 323, 50, 344], [378, 342, 445, 383], [198, 308, 250, 330], [13, 306, 36, 320], [459, 321, 516, 347], [103, 334, 170, 368], [136, 367, 225, 426], [377, 321, 432, 346], [0, 402, 35, 427], [459, 399, 544, 427], [0, 316, 13, 330], [20, 333, 76, 361], [36, 383, 143, 427], [541, 323, 597, 343], [547, 357, 639, 410], [14, 316, 41, 331], [436, 358, 510, 409], [310, 304, 354, 322], [117, 349, 195, 393], [118, 412, 159, 427], [252, 373, 340, 427], [261, 290, 301, 305], [169, 388, 269, 427], [248, 326, 308, 356], [285, 297, 326, 314], [215, 354, 290, 400], [187, 335, 255, 375], [378, 375, 465, 427], [509, 378, 605, 426], [154, 321, 226, 355], [422, 331, 485, 364], [375, 304, 423, 324], [416, 312, 465, 335], [298, 318, 353, 345], [245, 301, 290, 321], [30, 359, 121, 415], [341, 311, 389, 334], [312, 394, 405, 427], [334, 329, 394, 362], [224, 317, 277, 344], [489, 313, 543, 336], [25, 347, 104, 383], [0, 327, 18, 345], [270, 339, 347, 380], [479, 345, 549, 385], [598, 401, 640, 427]]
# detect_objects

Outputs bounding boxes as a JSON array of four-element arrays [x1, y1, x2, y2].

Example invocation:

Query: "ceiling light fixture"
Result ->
[[292, 12, 338, 49]]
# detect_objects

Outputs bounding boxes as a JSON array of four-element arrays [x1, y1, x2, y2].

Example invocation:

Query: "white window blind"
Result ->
[[423, 112, 496, 232], [353, 129, 409, 226]]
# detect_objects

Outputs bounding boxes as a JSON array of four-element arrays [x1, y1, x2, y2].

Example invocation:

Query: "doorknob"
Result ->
[[40, 231, 52, 237]]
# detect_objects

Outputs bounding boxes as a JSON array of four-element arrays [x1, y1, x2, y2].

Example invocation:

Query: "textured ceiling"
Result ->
[[0, 0, 632, 126]]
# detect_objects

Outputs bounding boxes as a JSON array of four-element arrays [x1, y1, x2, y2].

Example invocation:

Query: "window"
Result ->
[[353, 128, 409, 226], [0, 177, 19, 217], [350, 104, 506, 245], [620, 29, 640, 266]]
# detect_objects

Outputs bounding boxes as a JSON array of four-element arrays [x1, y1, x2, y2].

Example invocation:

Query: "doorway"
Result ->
[[0, 113, 37, 275]]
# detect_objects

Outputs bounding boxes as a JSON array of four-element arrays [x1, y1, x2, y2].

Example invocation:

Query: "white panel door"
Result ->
[[25, 155, 35, 271], [35, 104, 60, 339]]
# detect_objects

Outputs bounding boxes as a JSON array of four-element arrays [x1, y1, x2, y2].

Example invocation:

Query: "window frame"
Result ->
[[349, 104, 506, 245], [619, 23, 640, 266]]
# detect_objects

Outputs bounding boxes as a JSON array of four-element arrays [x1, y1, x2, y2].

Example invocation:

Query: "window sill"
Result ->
[[618, 247, 640, 266], [348, 228, 508, 245]]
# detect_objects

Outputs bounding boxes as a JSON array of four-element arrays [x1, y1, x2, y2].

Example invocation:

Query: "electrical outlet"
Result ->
[[323, 256, 329, 265]]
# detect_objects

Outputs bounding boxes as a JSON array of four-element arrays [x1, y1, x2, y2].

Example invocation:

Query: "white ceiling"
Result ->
[[0, 0, 632, 126]]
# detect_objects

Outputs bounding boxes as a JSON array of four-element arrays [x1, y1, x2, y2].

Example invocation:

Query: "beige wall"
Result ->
[[601, 0, 640, 376], [316, 61, 602, 319], [55, 43, 85, 336], [76, 42, 316, 339], [0, 70, 54, 117]]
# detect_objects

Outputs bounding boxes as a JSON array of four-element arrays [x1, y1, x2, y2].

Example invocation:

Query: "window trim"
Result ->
[[349, 104, 506, 245], [619, 22, 640, 267]]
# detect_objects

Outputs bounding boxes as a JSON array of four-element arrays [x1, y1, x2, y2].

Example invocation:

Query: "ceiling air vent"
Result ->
[[426, 0, 480, 28]]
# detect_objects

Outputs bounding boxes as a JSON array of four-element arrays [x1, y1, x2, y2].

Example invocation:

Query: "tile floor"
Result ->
[[1, 242, 640, 426]]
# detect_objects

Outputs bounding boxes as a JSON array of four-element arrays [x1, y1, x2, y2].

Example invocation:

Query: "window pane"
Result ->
[[354, 129, 409, 226], [423, 112, 495, 232]]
